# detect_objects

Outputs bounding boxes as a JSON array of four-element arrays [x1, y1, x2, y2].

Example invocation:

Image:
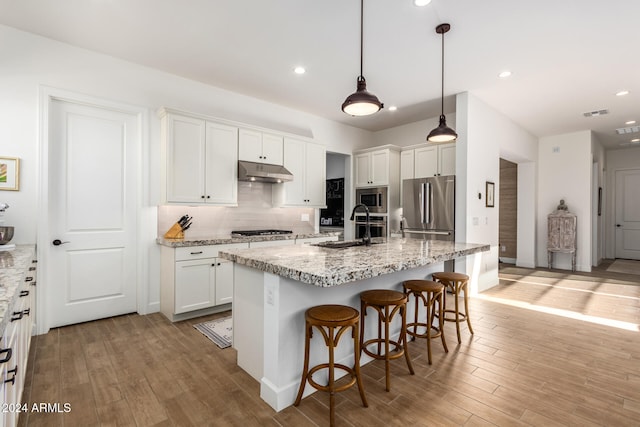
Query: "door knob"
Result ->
[[52, 239, 70, 246], [616, 224, 622, 227]]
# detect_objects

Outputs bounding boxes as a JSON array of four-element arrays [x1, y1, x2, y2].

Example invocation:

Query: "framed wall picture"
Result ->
[[486, 181, 495, 207], [0, 157, 19, 191]]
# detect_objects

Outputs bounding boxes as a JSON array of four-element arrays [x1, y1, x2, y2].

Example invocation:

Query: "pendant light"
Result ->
[[427, 23, 457, 143], [341, 0, 383, 116]]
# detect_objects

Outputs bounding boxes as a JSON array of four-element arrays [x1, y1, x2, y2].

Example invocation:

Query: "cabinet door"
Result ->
[[438, 143, 456, 176], [400, 150, 415, 206], [370, 150, 389, 185], [355, 153, 372, 187], [215, 259, 234, 305], [305, 142, 326, 206], [205, 122, 238, 204], [282, 138, 306, 205], [261, 133, 284, 165], [238, 128, 263, 162], [174, 259, 216, 314], [414, 146, 438, 178], [166, 115, 206, 203]]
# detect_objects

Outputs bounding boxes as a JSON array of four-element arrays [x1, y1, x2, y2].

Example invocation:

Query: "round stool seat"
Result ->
[[432, 272, 469, 282], [360, 289, 407, 306], [307, 304, 359, 326], [404, 279, 443, 294]]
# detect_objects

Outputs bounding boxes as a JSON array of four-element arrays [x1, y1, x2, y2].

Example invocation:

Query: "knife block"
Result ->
[[163, 222, 184, 239]]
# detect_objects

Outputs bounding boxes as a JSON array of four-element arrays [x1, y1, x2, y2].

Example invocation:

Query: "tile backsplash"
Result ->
[[158, 182, 316, 237]]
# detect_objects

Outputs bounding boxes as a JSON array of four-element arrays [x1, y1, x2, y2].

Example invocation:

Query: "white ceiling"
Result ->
[[1, 0, 639, 149]]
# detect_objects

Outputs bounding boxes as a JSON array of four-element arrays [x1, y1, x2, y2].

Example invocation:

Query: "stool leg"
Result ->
[[425, 292, 433, 365], [438, 291, 448, 353], [411, 291, 419, 341], [328, 325, 336, 427], [454, 283, 462, 344], [294, 323, 312, 406], [352, 322, 368, 408], [359, 300, 366, 357], [400, 303, 415, 376], [463, 283, 474, 335], [384, 305, 391, 392]]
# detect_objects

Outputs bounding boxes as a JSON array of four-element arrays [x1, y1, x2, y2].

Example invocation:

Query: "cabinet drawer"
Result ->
[[175, 243, 248, 261]]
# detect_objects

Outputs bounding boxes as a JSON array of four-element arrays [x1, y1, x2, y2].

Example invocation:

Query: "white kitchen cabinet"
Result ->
[[238, 129, 284, 165], [400, 150, 414, 204], [278, 138, 326, 207], [413, 142, 456, 178], [160, 243, 248, 321], [354, 148, 398, 187], [162, 111, 238, 205]]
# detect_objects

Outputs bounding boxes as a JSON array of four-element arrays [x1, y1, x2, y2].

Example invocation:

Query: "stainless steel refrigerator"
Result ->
[[402, 175, 455, 241]]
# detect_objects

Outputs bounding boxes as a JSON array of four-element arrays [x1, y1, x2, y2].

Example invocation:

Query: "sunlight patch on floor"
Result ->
[[476, 293, 640, 332], [498, 276, 640, 301]]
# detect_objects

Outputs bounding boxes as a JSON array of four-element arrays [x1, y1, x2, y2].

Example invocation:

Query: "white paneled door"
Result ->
[[615, 169, 640, 260], [48, 99, 139, 327]]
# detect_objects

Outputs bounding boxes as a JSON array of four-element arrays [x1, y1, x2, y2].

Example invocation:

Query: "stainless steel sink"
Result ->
[[313, 240, 381, 249]]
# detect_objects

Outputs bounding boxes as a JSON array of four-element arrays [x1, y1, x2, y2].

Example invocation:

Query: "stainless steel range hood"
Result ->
[[238, 161, 293, 183]]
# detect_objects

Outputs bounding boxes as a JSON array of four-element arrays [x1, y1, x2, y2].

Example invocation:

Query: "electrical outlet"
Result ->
[[472, 217, 479, 226], [301, 213, 309, 222], [501, 245, 506, 252]]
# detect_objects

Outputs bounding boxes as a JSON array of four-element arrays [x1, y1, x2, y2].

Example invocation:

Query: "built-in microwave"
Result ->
[[355, 187, 387, 214]]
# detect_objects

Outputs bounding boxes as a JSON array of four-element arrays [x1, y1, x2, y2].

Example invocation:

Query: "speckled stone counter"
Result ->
[[220, 238, 489, 287], [156, 231, 341, 248], [0, 245, 36, 334], [227, 237, 489, 412]]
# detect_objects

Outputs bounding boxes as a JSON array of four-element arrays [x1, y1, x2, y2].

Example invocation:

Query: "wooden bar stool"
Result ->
[[403, 280, 448, 364], [294, 304, 368, 426], [359, 289, 414, 392], [432, 272, 473, 343]]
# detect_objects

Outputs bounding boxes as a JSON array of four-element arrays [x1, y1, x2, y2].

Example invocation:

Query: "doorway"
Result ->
[[39, 90, 145, 332], [499, 159, 517, 264], [614, 168, 640, 260]]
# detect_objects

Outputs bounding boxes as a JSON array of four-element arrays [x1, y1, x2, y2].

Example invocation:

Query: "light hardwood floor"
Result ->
[[19, 263, 640, 426]]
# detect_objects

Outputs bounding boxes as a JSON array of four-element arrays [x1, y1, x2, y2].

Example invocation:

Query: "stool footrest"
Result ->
[[307, 363, 358, 393], [405, 322, 443, 339], [362, 338, 406, 361]]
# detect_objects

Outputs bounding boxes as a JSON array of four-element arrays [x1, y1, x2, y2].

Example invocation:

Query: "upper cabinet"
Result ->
[[161, 110, 238, 205], [405, 142, 456, 179], [276, 138, 326, 207], [238, 129, 284, 165], [355, 148, 395, 187]]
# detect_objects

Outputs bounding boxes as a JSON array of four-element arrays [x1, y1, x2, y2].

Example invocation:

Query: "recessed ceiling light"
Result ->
[[293, 66, 306, 75], [616, 90, 629, 96], [626, 120, 636, 125], [388, 106, 398, 111], [414, 0, 432, 6], [498, 70, 512, 78]]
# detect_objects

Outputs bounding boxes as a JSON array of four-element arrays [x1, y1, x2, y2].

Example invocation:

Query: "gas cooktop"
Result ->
[[231, 229, 293, 237]]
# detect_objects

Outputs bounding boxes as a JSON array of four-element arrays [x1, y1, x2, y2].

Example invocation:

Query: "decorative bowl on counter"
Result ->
[[0, 226, 14, 245]]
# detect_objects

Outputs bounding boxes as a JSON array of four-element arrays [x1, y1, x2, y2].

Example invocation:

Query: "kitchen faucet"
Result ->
[[350, 204, 371, 246]]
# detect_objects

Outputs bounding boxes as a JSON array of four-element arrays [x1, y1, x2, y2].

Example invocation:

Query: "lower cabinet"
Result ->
[[160, 243, 248, 322], [0, 248, 36, 427]]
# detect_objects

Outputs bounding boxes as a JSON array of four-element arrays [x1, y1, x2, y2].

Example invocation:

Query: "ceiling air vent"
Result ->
[[583, 109, 609, 117], [616, 126, 640, 135]]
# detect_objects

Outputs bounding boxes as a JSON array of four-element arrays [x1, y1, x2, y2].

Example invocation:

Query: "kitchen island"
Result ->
[[219, 237, 489, 411]]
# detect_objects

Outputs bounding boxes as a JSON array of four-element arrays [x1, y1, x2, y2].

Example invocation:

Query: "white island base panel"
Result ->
[[232, 253, 483, 412]]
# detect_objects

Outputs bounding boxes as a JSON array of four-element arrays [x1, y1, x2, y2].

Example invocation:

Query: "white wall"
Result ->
[[537, 131, 592, 271], [0, 25, 372, 316], [605, 146, 640, 258], [591, 135, 605, 265], [456, 92, 538, 292]]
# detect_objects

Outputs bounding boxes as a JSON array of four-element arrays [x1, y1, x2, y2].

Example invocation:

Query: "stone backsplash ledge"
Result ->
[[157, 182, 317, 237]]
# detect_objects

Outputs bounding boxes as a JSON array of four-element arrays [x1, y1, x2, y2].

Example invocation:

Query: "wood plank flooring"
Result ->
[[18, 263, 640, 426]]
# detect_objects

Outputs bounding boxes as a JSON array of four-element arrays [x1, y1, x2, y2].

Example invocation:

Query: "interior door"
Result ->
[[615, 169, 640, 259], [48, 99, 139, 327]]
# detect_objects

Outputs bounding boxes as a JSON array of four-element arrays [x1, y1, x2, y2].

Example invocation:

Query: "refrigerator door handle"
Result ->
[[425, 182, 432, 224], [420, 182, 426, 223]]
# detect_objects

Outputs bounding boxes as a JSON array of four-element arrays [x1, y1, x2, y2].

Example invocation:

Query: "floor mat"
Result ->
[[193, 316, 232, 349]]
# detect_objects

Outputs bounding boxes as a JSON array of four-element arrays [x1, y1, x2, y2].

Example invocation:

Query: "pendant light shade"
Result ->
[[427, 23, 457, 143], [342, 0, 383, 116]]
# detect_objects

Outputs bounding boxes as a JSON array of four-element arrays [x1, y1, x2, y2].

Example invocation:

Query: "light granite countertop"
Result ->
[[156, 231, 341, 248], [219, 237, 489, 287], [0, 245, 36, 334]]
